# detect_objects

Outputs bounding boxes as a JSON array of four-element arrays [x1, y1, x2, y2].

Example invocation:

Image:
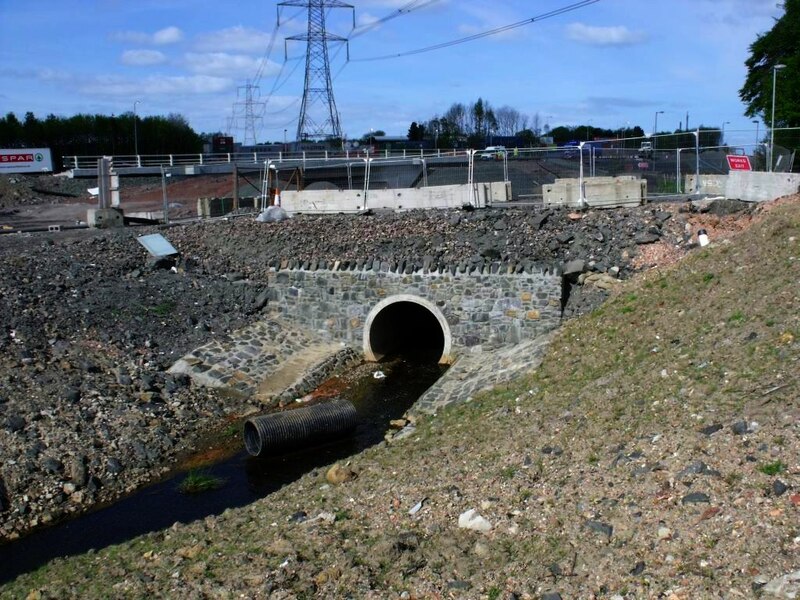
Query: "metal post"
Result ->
[[676, 148, 682, 194], [694, 129, 700, 193], [770, 64, 786, 172], [133, 100, 140, 156], [160, 165, 170, 225], [233, 164, 239, 211], [578, 141, 586, 206]]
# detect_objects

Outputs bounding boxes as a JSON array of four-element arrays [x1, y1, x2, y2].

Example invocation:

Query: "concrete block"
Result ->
[[86, 207, 124, 228], [725, 171, 800, 202], [543, 176, 644, 208]]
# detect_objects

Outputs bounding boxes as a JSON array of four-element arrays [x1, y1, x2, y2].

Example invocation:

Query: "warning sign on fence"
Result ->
[[726, 155, 752, 171]]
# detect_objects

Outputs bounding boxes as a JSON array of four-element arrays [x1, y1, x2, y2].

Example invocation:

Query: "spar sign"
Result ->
[[0, 148, 54, 173]]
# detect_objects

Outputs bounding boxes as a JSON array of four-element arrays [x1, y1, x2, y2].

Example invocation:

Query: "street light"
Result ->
[[653, 110, 664, 151], [721, 121, 730, 146], [752, 119, 760, 150], [133, 100, 141, 156], [770, 63, 786, 172]]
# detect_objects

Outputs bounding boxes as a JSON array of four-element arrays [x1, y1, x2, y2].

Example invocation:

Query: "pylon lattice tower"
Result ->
[[279, 0, 354, 142], [231, 80, 266, 146]]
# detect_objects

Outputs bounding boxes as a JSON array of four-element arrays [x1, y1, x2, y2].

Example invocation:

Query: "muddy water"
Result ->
[[0, 357, 446, 584]]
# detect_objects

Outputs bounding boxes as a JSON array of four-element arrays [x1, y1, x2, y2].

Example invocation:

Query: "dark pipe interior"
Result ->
[[369, 302, 444, 362]]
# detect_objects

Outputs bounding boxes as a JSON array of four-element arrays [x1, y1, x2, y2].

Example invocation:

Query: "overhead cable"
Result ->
[[351, 0, 601, 62]]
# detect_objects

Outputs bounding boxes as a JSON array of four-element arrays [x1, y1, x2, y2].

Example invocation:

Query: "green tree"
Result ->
[[739, 0, 799, 146]]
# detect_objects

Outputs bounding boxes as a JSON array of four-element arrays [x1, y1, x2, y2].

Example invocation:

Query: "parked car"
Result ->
[[478, 146, 506, 160]]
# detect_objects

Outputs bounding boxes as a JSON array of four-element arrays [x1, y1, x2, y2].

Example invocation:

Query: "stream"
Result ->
[[0, 356, 446, 584]]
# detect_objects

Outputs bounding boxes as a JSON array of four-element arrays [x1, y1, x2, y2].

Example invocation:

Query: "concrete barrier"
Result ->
[[197, 196, 258, 218], [543, 176, 645, 208], [725, 171, 800, 202], [684, 174, 727, 195], [279, 182, 511, 214]]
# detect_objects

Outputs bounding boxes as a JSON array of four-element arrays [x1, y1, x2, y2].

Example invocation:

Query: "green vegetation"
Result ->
[[759, 460, 787, 476], [178, 469, 225, 494]]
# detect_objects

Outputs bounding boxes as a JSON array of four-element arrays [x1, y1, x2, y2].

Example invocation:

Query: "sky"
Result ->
[[0, 0, 786, 149]]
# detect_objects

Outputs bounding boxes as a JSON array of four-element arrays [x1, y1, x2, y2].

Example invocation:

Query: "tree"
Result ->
[[739, 0, 799, 145], [407, 122, 425, 141]]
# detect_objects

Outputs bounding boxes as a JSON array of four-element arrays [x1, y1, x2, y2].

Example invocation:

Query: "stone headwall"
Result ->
[[263, 267, 562, 355]]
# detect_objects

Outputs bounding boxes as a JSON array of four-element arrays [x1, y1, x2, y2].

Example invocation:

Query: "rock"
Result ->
[[541, 593, 563, 600], [681, 492, 711, 504], [106, 457, 124, 475], [562, 259, 585, 278], [69, 457, 89, 487], [634, 232, 660, 244], [731, 420, 749, 435], [458, 508, 492, 532], [699, 423, 723, 436], [5, 414, 25, 433], [41, 457, 64, 475], [325, 463, 357, 485], [585, 520, 613, 538], [630, 561, 646, 575], [63, 387, 81, 403], [763, 570, 800, 599], [772, 480, 788, 496]]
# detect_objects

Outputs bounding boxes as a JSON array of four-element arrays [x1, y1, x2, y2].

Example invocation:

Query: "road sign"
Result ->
[[726, 155, 752, 171]]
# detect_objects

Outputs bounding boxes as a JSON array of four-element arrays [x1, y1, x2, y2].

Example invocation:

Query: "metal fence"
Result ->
[[65, 126, 799, 209]]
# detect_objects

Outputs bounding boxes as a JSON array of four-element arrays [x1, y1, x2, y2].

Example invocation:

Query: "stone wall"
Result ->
[[263, 267, 562, 355]]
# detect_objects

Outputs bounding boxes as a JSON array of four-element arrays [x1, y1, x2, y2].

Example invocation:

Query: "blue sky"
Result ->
[[0, 0, 785, 148]]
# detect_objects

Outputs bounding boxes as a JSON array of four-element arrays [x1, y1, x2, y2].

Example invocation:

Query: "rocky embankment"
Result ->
[[0, 193, 753, 542]]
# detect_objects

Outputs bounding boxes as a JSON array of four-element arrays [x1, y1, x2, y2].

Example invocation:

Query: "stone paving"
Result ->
[[167, 318, 343, 402], [169, 314, 556, 415], [411, 332, 555, 415]]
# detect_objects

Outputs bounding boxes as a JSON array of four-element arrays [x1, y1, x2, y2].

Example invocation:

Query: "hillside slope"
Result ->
[[4, 196, 799, 599]]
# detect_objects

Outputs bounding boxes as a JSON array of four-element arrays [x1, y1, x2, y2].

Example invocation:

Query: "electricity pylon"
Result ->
[[279, 0, 354, 143]]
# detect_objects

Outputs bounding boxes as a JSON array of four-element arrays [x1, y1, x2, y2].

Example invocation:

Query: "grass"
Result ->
[[758, 460, 787, 476], [145, 300, 176, 316], [178, 469, 225, 494]]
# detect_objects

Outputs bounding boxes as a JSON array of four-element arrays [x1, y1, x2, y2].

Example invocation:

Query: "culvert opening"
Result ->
[[367, 300, 446, 363]]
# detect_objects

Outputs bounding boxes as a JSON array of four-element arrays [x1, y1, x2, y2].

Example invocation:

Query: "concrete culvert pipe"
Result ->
[[244, 398, 359, 457]]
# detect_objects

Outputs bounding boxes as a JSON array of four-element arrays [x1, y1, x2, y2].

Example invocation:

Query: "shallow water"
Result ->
[[0, 357, 446, 584]]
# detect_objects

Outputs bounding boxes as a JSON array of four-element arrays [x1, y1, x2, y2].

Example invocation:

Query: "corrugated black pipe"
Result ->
[[244, 398, 358, 457]]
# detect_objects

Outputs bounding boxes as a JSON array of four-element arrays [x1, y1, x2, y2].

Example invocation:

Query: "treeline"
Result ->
[[0, 111, 203, 160], [406, 97, 724, 149]]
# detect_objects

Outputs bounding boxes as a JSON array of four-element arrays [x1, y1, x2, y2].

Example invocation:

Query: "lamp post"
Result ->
[[721, 121, 730, 146], [770, 63, 786, 172], [653, 110, 664, 148], [752, 119, 760, 147], [133, 100, 140, 157]]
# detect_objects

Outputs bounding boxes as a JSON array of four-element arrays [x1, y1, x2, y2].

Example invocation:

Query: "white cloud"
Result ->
[[78, 74, 232, 97], [195, 26, 270, 53], [111, 26, 184, 46], [153, 26, 184, 45], [566, 23, 646, 46], [184, 52, 267, 77], [121, 50, 167, 66]]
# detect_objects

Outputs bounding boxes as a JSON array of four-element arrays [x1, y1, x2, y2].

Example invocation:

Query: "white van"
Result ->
[[478, 146, 506, 160]]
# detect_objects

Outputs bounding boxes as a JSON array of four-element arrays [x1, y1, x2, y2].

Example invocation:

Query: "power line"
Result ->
[[349, 0, 440, 39], [351, 0, 601, 62]]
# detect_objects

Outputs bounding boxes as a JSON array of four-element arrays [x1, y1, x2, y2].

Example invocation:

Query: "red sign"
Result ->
[[0, 153, 34, 163], [726, 155, 752, 171]]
